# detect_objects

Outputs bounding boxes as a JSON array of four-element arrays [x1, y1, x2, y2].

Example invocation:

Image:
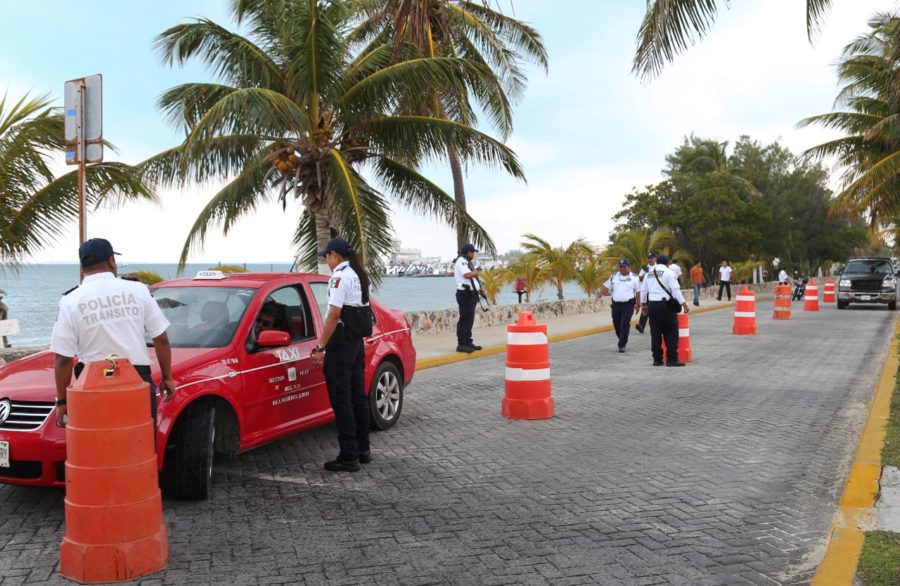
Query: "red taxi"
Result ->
[[0, 271, 415, 499]]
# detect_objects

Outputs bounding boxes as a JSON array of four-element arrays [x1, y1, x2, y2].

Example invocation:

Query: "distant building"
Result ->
[[390, 240, 423, 265]]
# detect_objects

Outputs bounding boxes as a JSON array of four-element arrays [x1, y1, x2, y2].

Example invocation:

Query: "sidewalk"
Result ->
[[414, 296, 738, 368]]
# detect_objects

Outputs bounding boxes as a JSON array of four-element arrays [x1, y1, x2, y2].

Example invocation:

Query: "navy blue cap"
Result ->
[[460, 243, 478, 254], [79, 238, 120, 267], [317, 237, 351, 257], [647, 251, 657, 259], [657, 254, 670, 265], [618, 258, 630, 267]]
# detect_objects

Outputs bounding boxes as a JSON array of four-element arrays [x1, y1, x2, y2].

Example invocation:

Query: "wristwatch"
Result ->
[[55, 398, 66, 406], [315, 344, 325, 353]]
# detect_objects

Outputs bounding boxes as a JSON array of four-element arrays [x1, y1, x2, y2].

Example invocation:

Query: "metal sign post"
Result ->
[[64, 74, 103, 247]]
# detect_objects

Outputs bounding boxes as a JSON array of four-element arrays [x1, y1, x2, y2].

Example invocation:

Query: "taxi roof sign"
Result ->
[[195, 270, 226, 280]]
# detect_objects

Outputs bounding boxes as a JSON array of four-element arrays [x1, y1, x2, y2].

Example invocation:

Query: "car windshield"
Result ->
[[150, 286, 256, 348], [844, 260, 894, 275]]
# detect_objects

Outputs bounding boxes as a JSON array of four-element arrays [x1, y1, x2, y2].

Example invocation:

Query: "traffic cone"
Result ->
[[733, 287, 757, 335], [773, 284, 792, 320], [823, 279, 836, 303], [663, 312, 693, 363], [60, 358, 168, 583], [804, 280, 820, 312], [502, 312, 554, 419]]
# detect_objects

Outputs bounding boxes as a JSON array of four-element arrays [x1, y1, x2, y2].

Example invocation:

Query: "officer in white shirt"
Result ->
[[669, 262, 683, 283], [49, 238, 175, 429], [640, 254, 690, 367], [454, 243, 482, 353], [312, 237, 373, 472], [635, 252, 658, 334], [597, 259, 641, 353], [717, 260, 733, 301], [778, 269, 789, 284]]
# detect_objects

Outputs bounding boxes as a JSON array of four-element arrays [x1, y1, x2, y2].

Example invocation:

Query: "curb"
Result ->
[[812, 317, 900, 585], [415, 302, 735, 371]]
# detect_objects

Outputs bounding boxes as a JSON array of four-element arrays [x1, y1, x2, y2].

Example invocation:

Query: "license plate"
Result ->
[[0, 441, 8, 468], [860, 295, 872, 301]]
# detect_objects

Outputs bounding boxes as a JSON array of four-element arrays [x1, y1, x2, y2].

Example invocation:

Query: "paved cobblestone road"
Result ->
[[0, 303, 895, 585]]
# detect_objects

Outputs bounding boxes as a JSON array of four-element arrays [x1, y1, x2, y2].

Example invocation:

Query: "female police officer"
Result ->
[[311, 238, 373, 472]]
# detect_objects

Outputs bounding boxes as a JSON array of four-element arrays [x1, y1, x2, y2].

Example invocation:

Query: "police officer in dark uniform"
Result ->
[[639, 253, 690, 367], [311, 238, 373, 472]]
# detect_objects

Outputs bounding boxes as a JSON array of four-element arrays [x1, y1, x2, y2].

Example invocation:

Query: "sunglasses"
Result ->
[[256, 316, 275, 328]]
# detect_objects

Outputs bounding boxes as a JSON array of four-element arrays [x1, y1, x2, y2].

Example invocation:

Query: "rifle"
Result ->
[[460, 255, 490, 312]]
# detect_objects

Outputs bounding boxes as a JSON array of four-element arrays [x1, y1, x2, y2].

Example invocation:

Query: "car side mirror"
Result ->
[[257, 330, 291, 348]]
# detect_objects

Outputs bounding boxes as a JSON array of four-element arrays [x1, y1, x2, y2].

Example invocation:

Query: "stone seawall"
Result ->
[[406, 282, 776, 336]]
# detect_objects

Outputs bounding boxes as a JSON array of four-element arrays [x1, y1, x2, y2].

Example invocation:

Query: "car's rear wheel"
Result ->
[[370, 362, 403, 430], [174, 404, 216, 500], [889, 300, 897, 310], [837, 301, 847, 309]]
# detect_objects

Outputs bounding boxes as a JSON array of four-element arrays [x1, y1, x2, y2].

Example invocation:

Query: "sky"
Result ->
[[2, 0, 899, 264]]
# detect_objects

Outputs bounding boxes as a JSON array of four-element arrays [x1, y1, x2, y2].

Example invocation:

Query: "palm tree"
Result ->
[[144, 0, 523, 276], [603, 228, 689, 268], [350, 0, 548, 249], [800, 13, 900, 228], [0, 92, 156, 266], [520, 233, 593, 301], [508, 253, 547, 304], [478, 265, 514, 304], [633, 0, 833, 80], [574, 257, 611, 299]]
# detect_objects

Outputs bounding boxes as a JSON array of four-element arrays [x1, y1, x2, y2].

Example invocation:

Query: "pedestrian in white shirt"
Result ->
[[717, 260, 733, 301], [669, 262, 683, 284], [640, 254, 690, 367], [597, 259, 641, 353], [778, 269, 789, 284]]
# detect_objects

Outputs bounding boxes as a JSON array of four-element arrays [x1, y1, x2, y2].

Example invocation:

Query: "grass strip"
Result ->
[[882, 368, 900, 468], [858, 531, 900, 585]]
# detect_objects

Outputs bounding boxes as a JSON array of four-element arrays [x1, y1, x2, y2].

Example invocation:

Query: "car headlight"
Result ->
[[884, 276, 896, 288], [839, 279, 851, 287]]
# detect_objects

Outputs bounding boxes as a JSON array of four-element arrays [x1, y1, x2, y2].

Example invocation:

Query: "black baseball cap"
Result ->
[[657, 254, 670, 265], [317, 237, 351, 257], [618, 259, 630, 267], [79, 238, 120, 268], [460, 243, 478, 254], [647, 251, 657, 259]]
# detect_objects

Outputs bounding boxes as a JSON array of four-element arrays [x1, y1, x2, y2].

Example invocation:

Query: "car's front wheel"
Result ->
[[174, 404, 216, 500], [889, 300, 897, 311], [837, 300, 847, 309], [369, 362, 403, 430]]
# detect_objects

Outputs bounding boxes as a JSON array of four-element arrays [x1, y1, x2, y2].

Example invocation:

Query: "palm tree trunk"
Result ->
[[449, 146, 468, 251], [315, 207, 331, 275], [557, 276, 564, 301]]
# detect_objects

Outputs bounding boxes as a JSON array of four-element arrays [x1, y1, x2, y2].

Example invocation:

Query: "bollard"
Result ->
[[823, 279, 836, 303], [501, 312, 554, 420], [804, 280, 820, 312], [773, 284, 792, 320], [733, 287, 757, 335], [60, 358, 168, 584]]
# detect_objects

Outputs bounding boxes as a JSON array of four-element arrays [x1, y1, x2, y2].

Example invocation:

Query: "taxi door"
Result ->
[[240, 285, 329, 444]]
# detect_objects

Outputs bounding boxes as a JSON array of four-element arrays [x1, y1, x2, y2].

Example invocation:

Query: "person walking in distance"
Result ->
[[0, 291, 9, 348], [635, 252, 658, 334], [596, 259, 641, 353], [454, 243, 482, 353], [49, 238, 176, 430], [640, 254, 690, 367], [778, 268, 789, 285], [669, 260, 683, 285], [311, 237, 374, 472], [690, 261, 705, 306], [717, 260, 733, 301]]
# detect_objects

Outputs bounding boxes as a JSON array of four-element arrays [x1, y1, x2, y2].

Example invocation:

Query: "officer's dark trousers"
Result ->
[[717, 281, 732, 301], [456, 289, 477, 345], [638, 310, 648, 330], [648, 301, 679, 364], [611, 302, 634, 348], [324, 337, 369, 462]]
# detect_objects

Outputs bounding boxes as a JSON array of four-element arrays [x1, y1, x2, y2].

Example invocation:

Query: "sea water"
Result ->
[[0, 263, 586, 347]]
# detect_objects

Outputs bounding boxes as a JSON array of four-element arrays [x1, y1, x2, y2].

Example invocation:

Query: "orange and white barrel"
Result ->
[[773, 284, 792, 320], [502, 312, 554, 420], [733, 287, 757, 335], [823, 279, 835, 303], [804, 281, 820, 312]]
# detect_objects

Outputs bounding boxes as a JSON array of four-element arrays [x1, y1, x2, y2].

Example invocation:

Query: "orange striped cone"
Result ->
[[804, 281, 820, 312], [823, 279, 835, 303], [502, 312, 554, 419], [733, 287, 757, 335], [661, 312, 692, 363], [773, 284, 792, 320]]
